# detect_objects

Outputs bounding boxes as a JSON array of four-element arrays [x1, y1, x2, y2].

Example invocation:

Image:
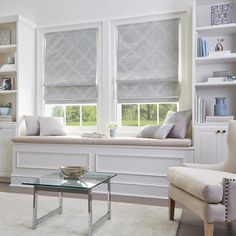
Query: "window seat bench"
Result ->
[[11, 136, 194, 199]]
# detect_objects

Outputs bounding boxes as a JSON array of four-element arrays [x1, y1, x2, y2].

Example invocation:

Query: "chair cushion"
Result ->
[[168, 167, 236, 203]]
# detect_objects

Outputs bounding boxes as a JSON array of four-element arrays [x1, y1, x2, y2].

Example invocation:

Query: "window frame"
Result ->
[[37, 21, 103, 134], [110, 12, 188, 135], [37, 12, 188, 136]]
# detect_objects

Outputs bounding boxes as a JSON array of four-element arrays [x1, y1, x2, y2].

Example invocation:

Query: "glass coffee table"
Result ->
[[22, 171, 117, 236]]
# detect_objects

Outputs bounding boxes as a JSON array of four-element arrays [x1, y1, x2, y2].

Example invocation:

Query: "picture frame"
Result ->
[[1, 77, 14, 90], [211, 3, 234, 25], [0, 29, 11, 45]]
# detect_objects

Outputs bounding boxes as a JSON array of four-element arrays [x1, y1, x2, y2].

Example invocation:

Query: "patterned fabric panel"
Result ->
[[117, 81, 179, 103], [45, 85, 97, 104], [44, 28, 97, 103], [117, 19, 179, 102]]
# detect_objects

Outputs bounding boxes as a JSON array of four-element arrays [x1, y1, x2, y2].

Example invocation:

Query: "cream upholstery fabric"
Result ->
[[12, 136, 192, 147], [92, 137, 192, 147], [169, 184, 225, 223], [12, 136, 93, 145], [222, 178, 236, 222], [168, 120, 236, 229], [168, 167, 236, 203]]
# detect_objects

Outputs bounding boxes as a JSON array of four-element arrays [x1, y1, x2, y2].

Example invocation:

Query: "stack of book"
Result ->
[[0, 115, 12, 122], [197, 37, 209, 57], [81, 132, 106, 138], [205, 116, 234, 123], [195, 96, 205, 123]]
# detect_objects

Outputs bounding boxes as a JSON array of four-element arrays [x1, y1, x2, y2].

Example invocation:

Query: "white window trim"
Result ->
[[36, 11, 189, 137], [109, 11, 188, 135], [36, 21, 103, 134]]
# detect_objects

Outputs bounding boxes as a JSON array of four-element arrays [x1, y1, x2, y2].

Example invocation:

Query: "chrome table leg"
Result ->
[[32, 186, 38, 229], [108, 179, 111, 220], [88, 189, 93, 236]]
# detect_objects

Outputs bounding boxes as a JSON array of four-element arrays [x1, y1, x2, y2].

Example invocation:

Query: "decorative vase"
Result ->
[[214, 97, 227, 116], [110, 128, 116, 138]]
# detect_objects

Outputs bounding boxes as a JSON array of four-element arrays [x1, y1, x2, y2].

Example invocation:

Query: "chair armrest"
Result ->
[[223, 178, 236, 222], [183, 162, 224, 170]]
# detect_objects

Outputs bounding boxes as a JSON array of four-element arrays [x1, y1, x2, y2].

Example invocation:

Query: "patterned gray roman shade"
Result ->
[[44, 28, 98, 104], [116, 19, 179, 103]]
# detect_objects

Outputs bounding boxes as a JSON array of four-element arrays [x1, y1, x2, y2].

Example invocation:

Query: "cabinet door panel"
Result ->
[[0, 127, 16, 176], [195, 128, 218, 164], [194, 126, 228, 164], [220, 129, 228, 162]]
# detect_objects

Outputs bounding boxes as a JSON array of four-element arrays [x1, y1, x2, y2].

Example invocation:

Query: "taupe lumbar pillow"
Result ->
[[164, 110, 192, 138], [137, 123, 174, 139], [39, 116, 67, 136], [24, 115, 40, 136]]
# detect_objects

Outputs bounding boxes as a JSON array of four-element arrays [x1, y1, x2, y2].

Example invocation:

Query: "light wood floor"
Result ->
[[1, 182, 236, 236]]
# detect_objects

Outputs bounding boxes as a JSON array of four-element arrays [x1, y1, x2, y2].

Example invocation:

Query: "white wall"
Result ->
[[0, 0, 192, 27], [0, 0, 193, 110]]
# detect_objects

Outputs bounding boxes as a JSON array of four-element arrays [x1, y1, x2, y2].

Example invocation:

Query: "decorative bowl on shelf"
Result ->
[[60, 166, 88, 178]]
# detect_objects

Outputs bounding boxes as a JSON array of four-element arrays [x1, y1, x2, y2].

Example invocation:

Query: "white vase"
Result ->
[[110, 128, 116, 138]]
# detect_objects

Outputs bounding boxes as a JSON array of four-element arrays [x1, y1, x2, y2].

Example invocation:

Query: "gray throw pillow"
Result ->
[[137, 123, 174, 139], [39, 116, 67, 136], [164, 110, 192, 138], [154, 123, 174, 139], [24, 115, 40, 136], [137, 125, 161, 138]]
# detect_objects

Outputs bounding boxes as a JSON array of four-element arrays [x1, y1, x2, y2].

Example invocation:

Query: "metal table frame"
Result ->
[[32, 179, 111, 236]]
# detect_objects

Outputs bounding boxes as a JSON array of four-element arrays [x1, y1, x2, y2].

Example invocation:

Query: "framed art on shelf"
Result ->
[[211, 3, 234, 25], [1, 77, 14, 90]]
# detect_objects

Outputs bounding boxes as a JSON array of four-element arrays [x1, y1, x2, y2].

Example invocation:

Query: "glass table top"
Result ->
[[22, 172, 117, 190]]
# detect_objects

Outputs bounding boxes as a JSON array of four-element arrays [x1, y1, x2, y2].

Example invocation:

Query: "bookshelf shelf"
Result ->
[[0, 90, 17, 94], [196, 23, 236, 36], [195, 81, 236, 87], [0, 69, 17, 75], [0, 44, 17, 54], [195, 53, 236, 64]]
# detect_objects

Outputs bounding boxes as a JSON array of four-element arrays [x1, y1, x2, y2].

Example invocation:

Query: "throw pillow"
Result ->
[[164, 110, 192, 138], [24, 115, 40, 136], [154, 123, 174, 139], [39, 116, 67, 136], [137, 125, 161, 138]]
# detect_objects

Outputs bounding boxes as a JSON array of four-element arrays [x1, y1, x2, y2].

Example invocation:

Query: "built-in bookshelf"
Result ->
[[193, 0, 236, 124], [0, 15, 36, 134], [193, 0, 236, 164]]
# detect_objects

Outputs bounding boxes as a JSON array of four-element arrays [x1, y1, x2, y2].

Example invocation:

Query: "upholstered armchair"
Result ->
[[167, 120, 236, 236]]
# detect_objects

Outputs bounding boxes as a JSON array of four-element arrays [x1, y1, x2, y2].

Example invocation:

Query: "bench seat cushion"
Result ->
[[12, 136, 192, 147], [92, 137, 192, 147], [12, 136, 93, 145], [168, 167, 236, 203]]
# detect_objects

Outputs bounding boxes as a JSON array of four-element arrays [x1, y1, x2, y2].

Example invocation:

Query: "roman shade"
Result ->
[[116, 19, 179, 103], [44, 28, 98, 104]]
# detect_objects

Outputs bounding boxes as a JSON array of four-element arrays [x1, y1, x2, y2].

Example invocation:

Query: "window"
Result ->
[[45, 104, 97, 127], [116, 19, 180, 126], [44, 27, 98, 127], [119, 103, 177, 127]]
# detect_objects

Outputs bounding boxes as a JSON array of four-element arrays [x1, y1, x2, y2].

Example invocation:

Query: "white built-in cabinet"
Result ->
[[0, 124, 16, 177], [194, 125, 228, 164], [193, 0, 236, 163], [0, 15, 36, 178]]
